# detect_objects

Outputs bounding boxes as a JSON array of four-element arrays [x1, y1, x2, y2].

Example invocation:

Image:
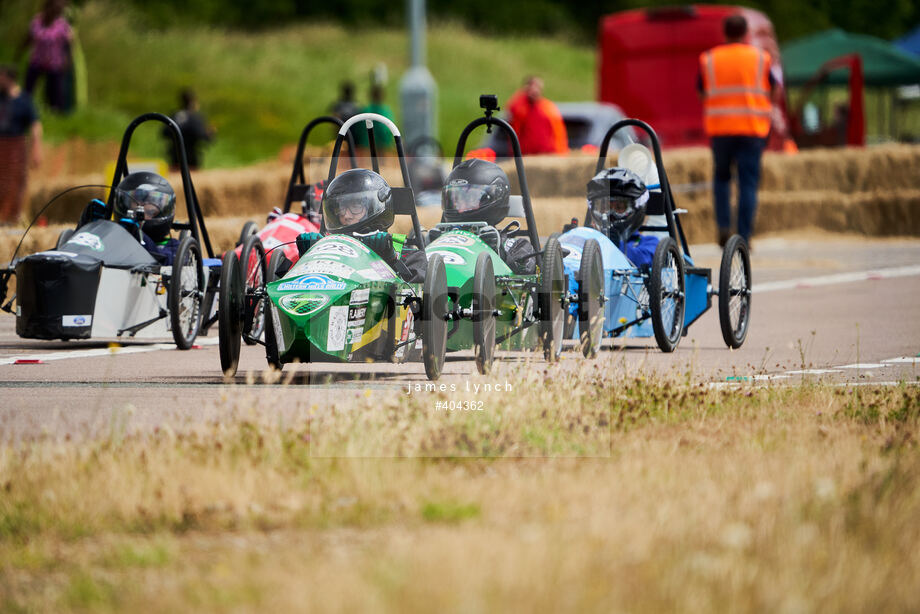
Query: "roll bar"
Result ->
[[283, 115, 357, 213], [106, 112, 214, 258]]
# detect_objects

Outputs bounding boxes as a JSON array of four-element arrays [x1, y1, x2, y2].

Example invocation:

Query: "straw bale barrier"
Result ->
[[9, 144, 919, 262]]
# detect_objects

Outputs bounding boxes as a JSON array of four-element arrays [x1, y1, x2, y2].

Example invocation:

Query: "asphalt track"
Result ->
[[1, 236, 919, 441]]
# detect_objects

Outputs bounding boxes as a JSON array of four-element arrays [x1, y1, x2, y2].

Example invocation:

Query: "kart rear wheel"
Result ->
[[55, 228, 74, 249], [237, 221, 259, 247], [218, 250, 243, 376], [239, 234, 267, 345], [472, 252, 497, 375], [649, 237, 685, 353], [267, 248, 288, 282], [577, 239, 605, 358], [168, 235, 204, 350], [539, 235, 566, 361], [718, 234, 751, 349], [422, 253, 449, 380]]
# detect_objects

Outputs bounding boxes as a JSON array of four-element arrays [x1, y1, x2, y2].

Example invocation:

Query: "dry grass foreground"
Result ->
[[1, 360, 919, 612]]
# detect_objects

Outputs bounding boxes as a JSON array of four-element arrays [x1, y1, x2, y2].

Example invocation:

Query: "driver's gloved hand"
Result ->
[[358, 231, 398, 266], [296, 232, 323, 257], [78, 199, 107, 228]]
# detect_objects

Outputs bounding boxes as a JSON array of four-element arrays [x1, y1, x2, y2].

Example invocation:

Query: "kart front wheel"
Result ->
[[577, 239, 605, 358], [472, 252, 497, 375], [218, 250, 243, 376], [55, 228, 74, 249], [239, 234, 267, 345], [168, 235, 204, 350], [649, 237, 685, 353], [422, 253, 449, 380], [237, 221, 259, 247], [718, 234, 751, 349], [539, 234, 566, 361], [267, 248, 288, 282]]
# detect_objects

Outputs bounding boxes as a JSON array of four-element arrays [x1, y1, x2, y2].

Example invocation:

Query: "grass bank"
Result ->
[[8, 1, 593, 169], [1, 360, 918, 612]]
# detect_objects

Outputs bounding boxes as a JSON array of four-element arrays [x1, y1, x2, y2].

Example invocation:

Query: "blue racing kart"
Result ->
[[559, 118, 752, 354]]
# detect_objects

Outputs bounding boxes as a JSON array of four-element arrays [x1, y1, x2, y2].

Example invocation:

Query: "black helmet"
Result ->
[[115, 171, 176, 242], [322, 169, 395, 234], [441, 158, 510, 227], [586, 167, 649, 243]]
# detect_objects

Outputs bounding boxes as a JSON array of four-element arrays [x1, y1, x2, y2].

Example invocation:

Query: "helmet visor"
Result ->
[[117, 185, 174, 220], [442, 182, 504, 215], [324, 188, 386, 231]]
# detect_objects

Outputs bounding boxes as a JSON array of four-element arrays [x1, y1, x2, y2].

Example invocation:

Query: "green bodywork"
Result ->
[[265, 234, 422, 364], [426, 228, 540, 351]]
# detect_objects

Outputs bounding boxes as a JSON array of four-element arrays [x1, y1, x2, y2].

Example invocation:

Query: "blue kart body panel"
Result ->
[[559, 227, 710, 339]]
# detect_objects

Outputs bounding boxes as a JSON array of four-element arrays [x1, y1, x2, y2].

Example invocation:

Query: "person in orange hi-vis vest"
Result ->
[[506, 76, 568, 155], [698, 14, 775, 247]]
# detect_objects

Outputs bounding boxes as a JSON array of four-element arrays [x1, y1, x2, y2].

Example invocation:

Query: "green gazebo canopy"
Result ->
[[781, 29, 920, 87]]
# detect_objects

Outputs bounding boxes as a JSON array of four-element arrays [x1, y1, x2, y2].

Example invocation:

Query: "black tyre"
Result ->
[[577, 239, 605, 358], [649, 237, 685, 353], [237, 221, 259, 247], [267, 248, 288, 283], [218, 250, 243, 376], [718, 234, 752, 349], [539, 235, 566, 361], [168, 235, 205, 350], [472, 252, 496, 375], [239, 234, 267, 345], [422, 253, 448, 380], [263, 249, 286, 370], [55, 228, 74, 249]]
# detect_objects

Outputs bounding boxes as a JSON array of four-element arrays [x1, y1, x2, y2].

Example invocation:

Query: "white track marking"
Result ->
[[882, 357, 920, 364], [753, 265, 920, 294], [0, 336, 219, 366], [836, 363, 887, 369], [785, 369, 841, 375]]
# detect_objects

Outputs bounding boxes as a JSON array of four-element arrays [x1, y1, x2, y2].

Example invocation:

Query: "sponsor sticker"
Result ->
[[311, 240, 359, 259], [290, 259, 356, 279], [435, 233, 476, 247], [62, 315, 92, 327], [67, 232, 104, 252], [327, 305, 348, 351], [350, 288, 370, 304], [279, 293, 329, 316], [370, 260, 396, 280], [277, 274, 347, 292], [427, 250, 466, 266]]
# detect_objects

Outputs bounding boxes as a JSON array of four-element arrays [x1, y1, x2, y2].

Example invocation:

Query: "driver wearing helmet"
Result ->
[[586, 167, 658, 268], [295, 169, 427, 282], [439, 158, 536, 275], [113, 171, 180, 265]]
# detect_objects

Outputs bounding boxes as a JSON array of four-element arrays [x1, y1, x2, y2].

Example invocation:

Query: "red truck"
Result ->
[[598, 5, 792, 150]]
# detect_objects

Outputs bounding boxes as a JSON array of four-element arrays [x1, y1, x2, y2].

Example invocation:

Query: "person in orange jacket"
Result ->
[[698, 14, 775, 246], [506, 76, 568, 155]]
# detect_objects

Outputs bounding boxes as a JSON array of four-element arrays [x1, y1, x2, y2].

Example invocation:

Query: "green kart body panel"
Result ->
[[265, 234, 422, 364], [426, 227, 540, 352]]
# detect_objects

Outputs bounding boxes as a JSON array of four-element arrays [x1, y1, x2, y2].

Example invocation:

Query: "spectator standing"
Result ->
[[19, 0, 73, 113], [330, 81, 359, 124], [355, 84, 395, 152], [506, 76, 568, 155], [698, 14, 775, 246], [164, 89, 215, 170], [0, 65, 42, 226]]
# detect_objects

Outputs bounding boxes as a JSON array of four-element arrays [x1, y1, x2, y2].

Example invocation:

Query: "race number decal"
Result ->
[[427, 250, 466, 266], [327, 305, 348, 351], [277, 274, 347, 292], [311, 241, 359, 259], [290, 259, 356, 279], [435, 234, 476, 247], [67, 232, 104, 252]]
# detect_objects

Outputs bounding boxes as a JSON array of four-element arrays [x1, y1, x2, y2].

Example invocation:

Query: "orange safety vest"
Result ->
[[700, 43, 773, 138]]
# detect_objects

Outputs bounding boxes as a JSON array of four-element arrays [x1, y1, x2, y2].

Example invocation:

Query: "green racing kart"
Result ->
[[217, 113, 451, 380]]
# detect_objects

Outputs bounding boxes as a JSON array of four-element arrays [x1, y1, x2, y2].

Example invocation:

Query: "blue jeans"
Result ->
[[711, 136, 766, 242]]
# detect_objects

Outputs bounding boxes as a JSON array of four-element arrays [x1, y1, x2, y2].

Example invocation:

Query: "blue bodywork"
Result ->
[[559, 226, 711, 340]]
